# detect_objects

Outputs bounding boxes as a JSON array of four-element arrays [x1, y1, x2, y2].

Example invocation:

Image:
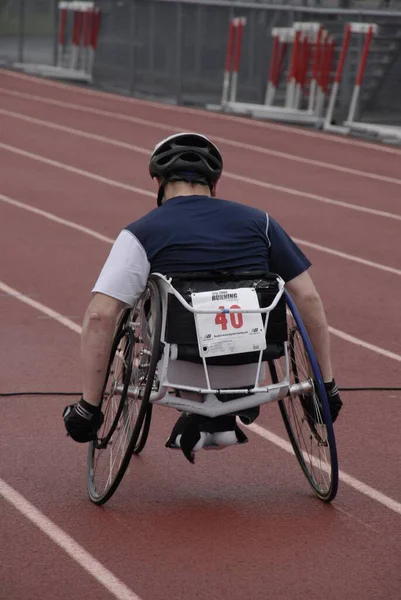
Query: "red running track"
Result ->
[[0, 69, 400, 600]]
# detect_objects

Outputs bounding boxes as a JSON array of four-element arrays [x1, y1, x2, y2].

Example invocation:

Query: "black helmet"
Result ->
[[149, 132, 223, 205]]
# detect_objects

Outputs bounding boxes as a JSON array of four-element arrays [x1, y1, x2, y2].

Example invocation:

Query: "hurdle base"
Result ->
[[206, 103, 227, 112], [343, 121, 401, 145], [322, 122, 350, 135], [12, 62, 93, 83], [216, 101, 323, 126]]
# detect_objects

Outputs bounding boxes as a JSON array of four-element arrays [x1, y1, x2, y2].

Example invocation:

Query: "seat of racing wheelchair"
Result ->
[[164, 270, 287, 366]]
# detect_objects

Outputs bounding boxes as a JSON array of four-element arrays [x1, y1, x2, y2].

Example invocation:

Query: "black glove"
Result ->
[[62, 398, 104, 443], [324, 379, 343, 423]]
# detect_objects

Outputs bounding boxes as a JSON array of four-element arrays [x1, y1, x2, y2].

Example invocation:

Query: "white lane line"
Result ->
[[0, 142, 153, 198], [0, 280, 81, 334], [1, 185, 400, 281], [3, 69, 401, 156], [246, 424, 401, 516], [1, 279, 401, 517], [1, 158, 400, 281], [0, 193, 114, 243], [328, 326, 401, 363], [1, 114, 400, 224], [0, 107, 149, 156], [2, 92, 401, 187], [294, 238, 401, 277], [0, 478, 143, 600], [226, 172, 401, 222]]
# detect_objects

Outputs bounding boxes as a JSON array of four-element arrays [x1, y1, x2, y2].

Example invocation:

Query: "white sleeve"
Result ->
[[92, 230, 150, 306]]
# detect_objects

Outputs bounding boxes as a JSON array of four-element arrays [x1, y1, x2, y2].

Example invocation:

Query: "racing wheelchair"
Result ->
[[86, 271, 339, 505]]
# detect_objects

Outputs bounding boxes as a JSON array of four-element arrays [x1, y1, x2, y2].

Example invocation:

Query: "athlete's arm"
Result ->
[[285, 270, 333, 382], [81, 293, 124, 407], [266, 215, 333, 382], [81, 229, 151, 407]]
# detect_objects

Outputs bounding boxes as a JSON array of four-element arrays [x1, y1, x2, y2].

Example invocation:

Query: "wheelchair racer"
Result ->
[[63, 132, 342, 461]]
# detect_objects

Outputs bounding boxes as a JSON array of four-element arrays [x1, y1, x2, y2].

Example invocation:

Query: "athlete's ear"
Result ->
[[211, 183, 217, 197]]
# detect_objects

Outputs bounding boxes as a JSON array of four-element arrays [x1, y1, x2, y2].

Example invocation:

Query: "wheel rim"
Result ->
[[87, 282, 161, 504], [282, 325, 333, 496], [276, 297, 338, 501], [88, 327, 134, 500]]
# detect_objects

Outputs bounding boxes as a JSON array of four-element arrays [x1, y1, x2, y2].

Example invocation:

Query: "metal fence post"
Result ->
[[53, 0, 59, 66], [194, 3, 202, 81], [17, 0, 26, 63], [247, 10, 253, 91], [260, 8, 281, 104], [149, 0, 155, 86], [129, 0, 137, 94], [176, 2, 183, 104]]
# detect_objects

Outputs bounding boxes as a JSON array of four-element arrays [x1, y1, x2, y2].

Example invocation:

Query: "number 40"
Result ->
[[215, 305, 243, 330]]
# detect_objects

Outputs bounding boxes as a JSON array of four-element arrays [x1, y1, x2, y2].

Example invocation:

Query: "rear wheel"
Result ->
[[274, 291, 339, 502], [87, 280, 162, 505]]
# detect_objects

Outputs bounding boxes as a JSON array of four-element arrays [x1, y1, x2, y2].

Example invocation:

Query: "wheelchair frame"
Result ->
[[121, 273, 313, 418]]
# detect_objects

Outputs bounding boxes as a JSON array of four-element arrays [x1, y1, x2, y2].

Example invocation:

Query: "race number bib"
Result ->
[[191, 287, 266, 358]]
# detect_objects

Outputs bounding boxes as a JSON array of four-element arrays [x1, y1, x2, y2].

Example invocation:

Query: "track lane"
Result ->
[[1, 183, 401, 376], [0, 498, 120, 600], [2, 90, 401, 189], [1, 69, 400, 600], [1, 114, 401, 273], [1, 299, 400, 600], [1, 91, 401, 218], [1, 198, 400, 502], [2, 69, 401, 174], [1, 128, 401, 357]]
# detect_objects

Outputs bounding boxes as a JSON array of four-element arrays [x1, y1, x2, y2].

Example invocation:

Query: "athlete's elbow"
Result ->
[[83, 295, 123, 329], [82, 309, 115, 334], [299, 290, 322, 306], [287, 282, 321, 307]]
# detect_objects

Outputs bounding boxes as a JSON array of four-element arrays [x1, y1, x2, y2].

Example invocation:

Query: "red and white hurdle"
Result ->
[[57, 1, 101, 76], [215, 20, 331, 125], [13, 0, 101, 83], [333, 22, 401, 143], [324, 23, 381, 131], [284, 22, 322, 111], [221, 17, 247, 105], [209, 17, 395, 142]]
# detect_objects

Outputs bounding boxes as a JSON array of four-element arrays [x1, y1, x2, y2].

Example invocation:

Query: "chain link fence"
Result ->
[[1, 0, 401, 124], [0, 0, 57, 66], [92, 0, 401, 123]]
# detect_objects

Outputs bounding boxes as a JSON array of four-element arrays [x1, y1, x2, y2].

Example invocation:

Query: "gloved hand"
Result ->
[[62, 398, 104, 443], [324, 379, 343, 423]]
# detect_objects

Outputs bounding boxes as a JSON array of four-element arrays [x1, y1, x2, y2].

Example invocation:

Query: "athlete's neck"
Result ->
[[163, 181, 212, 201]]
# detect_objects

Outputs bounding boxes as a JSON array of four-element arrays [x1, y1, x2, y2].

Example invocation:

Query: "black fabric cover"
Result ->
[[164, 271, 287, 365]]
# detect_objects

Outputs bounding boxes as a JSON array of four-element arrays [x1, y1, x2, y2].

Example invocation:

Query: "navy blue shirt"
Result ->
[[125, 195, 310, 282]]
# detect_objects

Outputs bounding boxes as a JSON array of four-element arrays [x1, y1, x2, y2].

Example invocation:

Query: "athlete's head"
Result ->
[[149, 132, 223, 206]]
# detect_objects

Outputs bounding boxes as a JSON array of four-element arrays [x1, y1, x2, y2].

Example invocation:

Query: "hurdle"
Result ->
[[285, 22, 322, 111], [13, 1, 101, 83], [221, 16, 247, 106], [341, 23, 401, 144], [264, 27, 292, 107], [323, 22, 378, 133], [218, 21, 331, 126]]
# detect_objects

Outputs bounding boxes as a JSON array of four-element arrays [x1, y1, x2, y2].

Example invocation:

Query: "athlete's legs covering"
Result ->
[[165, 361, 264, 463]]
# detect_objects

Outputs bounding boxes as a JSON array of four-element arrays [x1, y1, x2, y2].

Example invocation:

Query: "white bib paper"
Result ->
[[191, 287, 267, 358]]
